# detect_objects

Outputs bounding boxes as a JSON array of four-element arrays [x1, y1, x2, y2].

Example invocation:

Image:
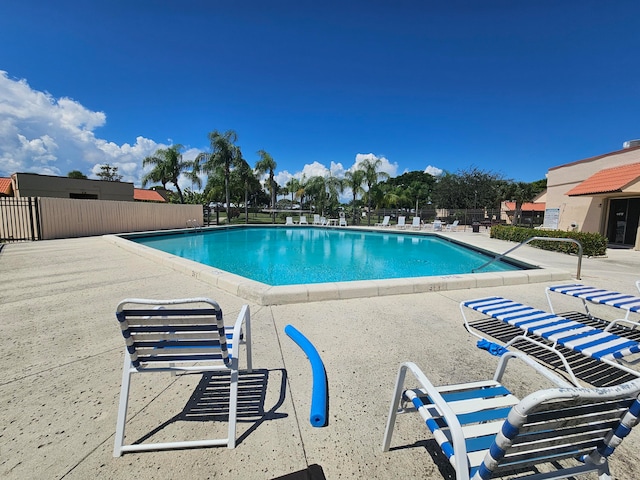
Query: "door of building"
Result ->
[[606, 198, 640, 246]]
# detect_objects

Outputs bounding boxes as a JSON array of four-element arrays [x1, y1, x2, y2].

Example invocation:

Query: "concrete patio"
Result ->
[[2, 229, 640, 479]]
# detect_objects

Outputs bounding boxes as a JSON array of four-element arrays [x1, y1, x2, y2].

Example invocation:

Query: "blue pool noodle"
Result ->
[[284, 324, 328, 427]]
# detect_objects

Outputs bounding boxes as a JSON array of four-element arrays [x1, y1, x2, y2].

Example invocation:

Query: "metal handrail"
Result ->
[[472, 236, 583, 280]]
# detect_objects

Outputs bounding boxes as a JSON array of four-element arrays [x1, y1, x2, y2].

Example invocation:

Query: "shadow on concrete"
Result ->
[[132, 368, 288, 447], [271, 464, 327, 480]]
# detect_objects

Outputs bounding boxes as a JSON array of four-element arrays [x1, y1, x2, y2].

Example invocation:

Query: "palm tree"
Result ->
[[233, 153, 256, 224], [142, 144, 196, 204], [359, 158, 390, 226], [344, 169, 366, 224], [286, 177, 301, 205], [195, 130, 239, 218], [255, 150, 277, 221]]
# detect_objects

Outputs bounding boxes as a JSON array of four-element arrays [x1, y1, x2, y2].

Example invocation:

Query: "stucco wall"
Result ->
[[546, 146, 640, 232]]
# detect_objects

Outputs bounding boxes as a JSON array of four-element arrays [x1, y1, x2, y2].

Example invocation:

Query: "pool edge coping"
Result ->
[[104, 232, 573, 306]]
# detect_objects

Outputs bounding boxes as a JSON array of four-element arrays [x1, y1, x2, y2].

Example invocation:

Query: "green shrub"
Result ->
[[490, 225, 607, 257]]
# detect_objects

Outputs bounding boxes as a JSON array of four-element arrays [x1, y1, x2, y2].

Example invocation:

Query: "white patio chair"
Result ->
[[285, 216, 294, 226], [375, 216, 390, 227], [445, 220, 459, 231], [113, 297, 252, 456], [396, 216, 406, 229], [299, 215, 308, 225], [410, 216, 421, 230], [383, 352, 640, 480]]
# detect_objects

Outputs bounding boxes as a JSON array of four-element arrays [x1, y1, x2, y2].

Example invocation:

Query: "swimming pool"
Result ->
[[110, 226, 567, 305], [128, 226, 524, 286]]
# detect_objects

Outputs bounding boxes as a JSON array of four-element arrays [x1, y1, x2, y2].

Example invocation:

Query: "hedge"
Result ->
[[490, 225, 607, 257]]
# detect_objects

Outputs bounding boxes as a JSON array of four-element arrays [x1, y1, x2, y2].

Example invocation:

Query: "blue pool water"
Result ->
[[129, 227, 524, 286]]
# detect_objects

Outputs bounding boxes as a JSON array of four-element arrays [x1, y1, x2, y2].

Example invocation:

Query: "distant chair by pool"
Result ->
[[376, 216, 391, 227], [410, 217, 421, 230], [299, 215, 308, 225], [285, 217, 295, 226], [432, 219, 442, 231], [396, 216, 406, 229], [339, 212, 347, 227], [313, 214, 322, 225], [445, 220, 459, 232]]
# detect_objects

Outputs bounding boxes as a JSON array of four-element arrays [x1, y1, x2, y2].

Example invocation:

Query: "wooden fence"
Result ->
[[1, 197, 203, 241]]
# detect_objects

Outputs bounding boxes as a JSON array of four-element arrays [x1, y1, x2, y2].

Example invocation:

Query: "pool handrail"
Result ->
[[472, 236, 582, 280]]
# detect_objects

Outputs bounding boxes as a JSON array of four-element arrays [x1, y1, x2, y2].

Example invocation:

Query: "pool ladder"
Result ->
[[186, 219, 202, 231], [472, 236, 583, 280]]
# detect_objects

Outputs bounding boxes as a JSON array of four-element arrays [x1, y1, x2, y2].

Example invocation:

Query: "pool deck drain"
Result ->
[[105, 229, 571, 305]]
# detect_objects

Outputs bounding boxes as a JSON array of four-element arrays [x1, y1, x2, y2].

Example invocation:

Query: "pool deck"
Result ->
[[3, 228, 640, 479]]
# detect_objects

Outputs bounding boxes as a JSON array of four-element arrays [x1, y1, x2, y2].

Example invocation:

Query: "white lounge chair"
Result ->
[[445, 220, 459, 231], [285, 216, 295, 226], [299, 215, 308, 225], [410, 216, 421, 230], [383, 353, 640, 480], [113, 298, 252, 456], [313, 214, 322, 225], [461, 295, 640, 386], [432, 219, 442, 231], [375, 216, 390, 227], [546, 283, 640, 326], [396, 216, 406, 229]]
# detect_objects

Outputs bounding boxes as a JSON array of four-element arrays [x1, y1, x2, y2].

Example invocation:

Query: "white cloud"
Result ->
[[353, 153, 399, 178], [0, 71, 163, 185], [425, 164, 443, 176]]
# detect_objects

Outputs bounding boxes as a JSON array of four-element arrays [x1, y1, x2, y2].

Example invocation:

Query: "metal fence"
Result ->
[[371, 207, 544, 227], [0, 197, 41, 242]]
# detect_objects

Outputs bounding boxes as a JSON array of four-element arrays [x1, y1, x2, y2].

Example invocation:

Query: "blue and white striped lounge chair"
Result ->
[[546, 283, 640, 327], [113, 298, 252, 456], [383, 353, 640, 480], [461, 296, 640, 386]]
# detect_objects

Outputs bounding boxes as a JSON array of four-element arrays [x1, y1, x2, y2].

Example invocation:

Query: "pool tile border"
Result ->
[[105, 232, 572, 305]]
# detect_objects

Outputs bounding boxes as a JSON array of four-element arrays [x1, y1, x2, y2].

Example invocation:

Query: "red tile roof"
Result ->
[[134, 188, 166, 202], [566, 162, 640, 196], [504, 202, 546, 212], [0, 177, 12, 196]]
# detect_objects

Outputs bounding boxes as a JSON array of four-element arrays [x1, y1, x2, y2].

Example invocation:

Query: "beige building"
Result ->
[[9, 172, 134, 200], [545, 142, 640, 247]]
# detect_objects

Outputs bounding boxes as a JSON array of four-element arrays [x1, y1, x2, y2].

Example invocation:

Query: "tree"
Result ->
[[142, 144, 196, 204], [195, 130, 240, 219], [96, 164, 122, 182], [359, 158, 390, 225], [285, 177, 301, 205], [68, 170, 87, 179], [432, 167, 505, 210], [255, 149, 277, 221], [232, 153, 260, 224], [344, 169, 366, 224]]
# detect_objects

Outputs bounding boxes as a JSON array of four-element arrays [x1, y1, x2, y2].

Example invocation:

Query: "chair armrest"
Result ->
[[390, 362, 470, 478], [493, 350, 574, 388], [232, 305, 252, 372]]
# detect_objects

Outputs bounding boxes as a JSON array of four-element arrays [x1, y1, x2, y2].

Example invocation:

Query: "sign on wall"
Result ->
[[542, 208, 560, 230]]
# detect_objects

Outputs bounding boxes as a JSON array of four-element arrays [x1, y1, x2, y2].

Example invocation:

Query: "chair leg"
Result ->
[[113, 355, 133, 457], [382, 364, 408, 452], [227, 368, 239, 449]]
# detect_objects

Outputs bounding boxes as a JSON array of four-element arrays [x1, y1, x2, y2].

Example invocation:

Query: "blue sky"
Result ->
[[1, 0, 639, 192]]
